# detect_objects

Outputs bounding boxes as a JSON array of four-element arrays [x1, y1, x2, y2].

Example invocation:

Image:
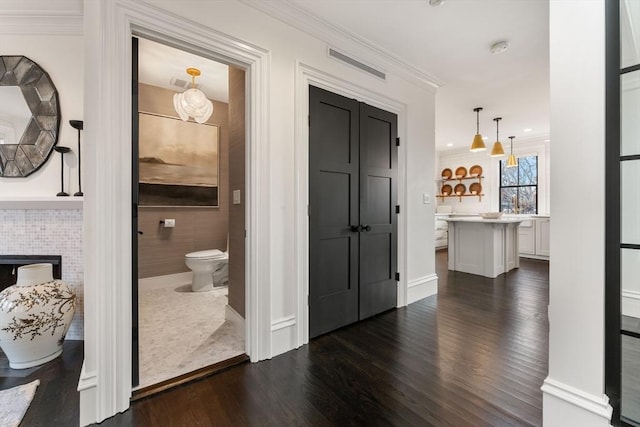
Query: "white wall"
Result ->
[[80, 1, 437, 423], [0, 31, 84, 338], [146, 0, 437, 324], [437, 139, 550, 215], [542, 0, 612, 425], [0, 34, 84, 196]]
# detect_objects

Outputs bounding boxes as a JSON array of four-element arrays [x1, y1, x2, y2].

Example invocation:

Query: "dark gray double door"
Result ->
[[309, 86, 398, 339]]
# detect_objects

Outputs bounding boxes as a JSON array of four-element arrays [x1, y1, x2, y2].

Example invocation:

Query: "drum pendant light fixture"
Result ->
[[490, 117, 506, 157], [506, 136, 518, 167], [470, 107, 486, 152], [173, 67, 213, 124]]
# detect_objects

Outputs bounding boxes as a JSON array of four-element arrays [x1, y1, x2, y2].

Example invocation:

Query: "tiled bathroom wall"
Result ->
[[0, 209, 84, 339]]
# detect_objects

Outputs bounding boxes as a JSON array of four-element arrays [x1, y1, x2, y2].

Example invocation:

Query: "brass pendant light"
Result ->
[[490, 117, 506, 157], [470, 107, 486, 152], [506, 136, 518, 167]]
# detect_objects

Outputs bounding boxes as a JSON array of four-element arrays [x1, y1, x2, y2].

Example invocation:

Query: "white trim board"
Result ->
[[77, 362, 98, 427], [407, 274, 438, 305], [81, 0, 271, 424], [271, 316, 297, 357], [137, 272, 192, 291], [0, 197, 83, 210], [225, 305, 245, 340], [0, 0, 83, 36], [541, 377, 612, 426], [294, 61, 409, 348], [0, 15, 83, 35]]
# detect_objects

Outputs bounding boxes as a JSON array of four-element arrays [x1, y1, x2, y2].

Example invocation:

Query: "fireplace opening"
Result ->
[[0, 255, 62, 292]]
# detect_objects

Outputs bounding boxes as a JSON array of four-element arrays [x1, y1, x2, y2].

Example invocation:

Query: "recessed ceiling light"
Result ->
[[544, 139, 550, 142], [446, 143, 454, 147], [490, 41, 509, 54], [429, 0, 447, 6], [523, 128, 533, 132], [482, 136, 488, 140]]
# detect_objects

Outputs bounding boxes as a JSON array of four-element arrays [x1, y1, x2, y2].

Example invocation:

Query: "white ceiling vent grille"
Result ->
[[169, 77, 200, 90], [328, 48, 386, 81]]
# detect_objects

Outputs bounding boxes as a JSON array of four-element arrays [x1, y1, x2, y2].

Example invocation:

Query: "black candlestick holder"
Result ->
[[70, 120, 84, 196], [54, 146, 71, 197]]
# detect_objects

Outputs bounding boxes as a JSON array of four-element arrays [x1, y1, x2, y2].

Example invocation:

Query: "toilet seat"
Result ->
[[185, 249, 227, 260]]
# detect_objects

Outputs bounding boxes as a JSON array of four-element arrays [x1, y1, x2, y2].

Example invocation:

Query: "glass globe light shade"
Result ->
[[173, 88, 214, 124]]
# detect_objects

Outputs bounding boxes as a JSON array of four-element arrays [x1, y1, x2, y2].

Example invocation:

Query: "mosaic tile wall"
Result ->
[[0, 209, 84, 339]]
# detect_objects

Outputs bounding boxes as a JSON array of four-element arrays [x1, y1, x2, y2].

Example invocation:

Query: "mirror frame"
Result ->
[[0, 55, 61, 177]]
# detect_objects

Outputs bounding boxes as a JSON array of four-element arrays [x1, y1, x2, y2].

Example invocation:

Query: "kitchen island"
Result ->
[[443, 217, 522, 278]]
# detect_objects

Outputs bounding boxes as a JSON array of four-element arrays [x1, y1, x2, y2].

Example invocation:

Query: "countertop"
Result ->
[[436, 213, 550, 219], [442, 217, 523, 224]]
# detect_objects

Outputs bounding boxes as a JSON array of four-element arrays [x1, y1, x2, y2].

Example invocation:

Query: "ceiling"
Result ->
[[138, 38, 229, 103], [10, 1, 640, 154], [283, 0, 550, 152], [139, 0, 551, 152]]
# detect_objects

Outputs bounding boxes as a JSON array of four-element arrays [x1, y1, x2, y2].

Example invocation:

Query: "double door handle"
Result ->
[[349, 224, 372, 233]]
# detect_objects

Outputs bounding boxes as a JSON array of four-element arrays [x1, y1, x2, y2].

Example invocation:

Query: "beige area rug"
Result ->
[[138, 284, 245, 388], [0, 379, 39, 427]]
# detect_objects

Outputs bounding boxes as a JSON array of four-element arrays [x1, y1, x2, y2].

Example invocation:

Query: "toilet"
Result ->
[[184, 249, 229, 292]]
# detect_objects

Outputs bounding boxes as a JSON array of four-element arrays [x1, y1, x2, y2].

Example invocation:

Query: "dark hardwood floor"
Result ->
[[101, 251, 549, 427], [0, 339, 83, 427], [0, 252, 550, 426]]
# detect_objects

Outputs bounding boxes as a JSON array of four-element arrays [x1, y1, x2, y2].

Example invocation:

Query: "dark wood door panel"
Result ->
[[315, 102, 355, 165], [363, 115, 393, 169], [309, 86, 397, 337], [309, 86, 360, 338], [317, 170, 352, 228], [359, 103, 397, 320], [366, 175, 393, 226]]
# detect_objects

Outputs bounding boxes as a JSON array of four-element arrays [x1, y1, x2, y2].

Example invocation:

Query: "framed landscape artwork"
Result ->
[[138, 112, 219, 206]]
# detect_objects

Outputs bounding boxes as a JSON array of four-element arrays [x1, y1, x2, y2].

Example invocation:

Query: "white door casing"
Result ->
[[81, 0, 270, 424]]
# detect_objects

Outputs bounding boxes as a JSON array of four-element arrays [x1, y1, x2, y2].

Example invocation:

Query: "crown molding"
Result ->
[[0, 15, 83, 35], [237, 0, 442, 92], [0, 0, 83, 35]]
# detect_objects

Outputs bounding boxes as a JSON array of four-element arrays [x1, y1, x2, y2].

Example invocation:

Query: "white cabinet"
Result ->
[[518, 220, 536, 255], [518, 217, 550, 259], [536, 218, 551, 256], [435, 214, 449, 249]]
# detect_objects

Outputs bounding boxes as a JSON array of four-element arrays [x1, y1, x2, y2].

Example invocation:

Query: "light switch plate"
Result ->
[[233, 190, 241, 204], [423, 193, 431, 204]]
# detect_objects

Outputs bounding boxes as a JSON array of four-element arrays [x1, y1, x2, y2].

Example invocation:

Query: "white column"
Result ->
[[543, 1, 612, 425]]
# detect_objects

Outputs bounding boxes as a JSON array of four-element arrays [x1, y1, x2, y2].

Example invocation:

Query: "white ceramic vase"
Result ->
[[0, 263, 76, 369]]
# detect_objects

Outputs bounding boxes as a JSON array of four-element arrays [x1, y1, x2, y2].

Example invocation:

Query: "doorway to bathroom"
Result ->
[[131, 36, 247, 391]]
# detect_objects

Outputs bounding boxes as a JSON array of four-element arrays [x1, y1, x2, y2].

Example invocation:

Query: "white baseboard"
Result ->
[[541, 377, 612, 427], [137, 272, 192, 291], [622, 290, 640, 318], [271, 316, 297, 357], [407, 274, 438, 304], [78, 362, 98, 426], [225, 305, 245, 339]]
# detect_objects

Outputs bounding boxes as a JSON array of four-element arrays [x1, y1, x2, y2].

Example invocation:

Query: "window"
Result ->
[[499, 155, 538, 214]]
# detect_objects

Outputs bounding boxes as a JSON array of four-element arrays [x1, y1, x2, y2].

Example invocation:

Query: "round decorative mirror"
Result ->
[[0, 56, 60, 177]]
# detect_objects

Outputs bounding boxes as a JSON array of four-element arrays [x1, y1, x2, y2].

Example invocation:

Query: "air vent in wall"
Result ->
[[328, 48, 386, 80]]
